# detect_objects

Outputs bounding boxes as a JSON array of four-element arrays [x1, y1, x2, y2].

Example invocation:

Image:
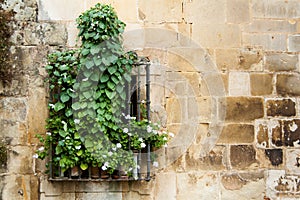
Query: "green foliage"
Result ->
[[35, 3, 170, 176]]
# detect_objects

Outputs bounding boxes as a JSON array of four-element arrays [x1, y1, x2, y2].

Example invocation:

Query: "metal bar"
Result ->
[[49, 143, 53, 179], [145, 64, 151, 121], [137, 66, 141, 122], [138, 150, 141, 180], [146, 144, 151, 181]]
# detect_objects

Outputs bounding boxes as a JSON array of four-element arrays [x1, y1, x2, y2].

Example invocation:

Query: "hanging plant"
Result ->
[[35, 3, 171, 178]]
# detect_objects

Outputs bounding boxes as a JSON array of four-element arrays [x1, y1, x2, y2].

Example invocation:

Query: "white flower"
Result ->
[[75, 145, 81, 150], [138, 138, 143, 142], [112, 147, 116, 151], [104, 162, 109, 166], [163, 137, 168, 141], [164, 144, 168, 147], [130, 116, 136, 120], [153, 130, 158, 135], [153, 161, 159, 168], [123, 128, 128, 133], [38, 147, 44, 152], [69, 88, 75, 92], [128, 132, 132, 136], [137, 165, 140, 169], [82, 77, 88, 81], [147, 125, 152, 133], [46, 132, 52, 136], [169, 132, 175, 138], [49, 104, 55, 109], [101, 165, 107, 170], [61, 121, 67, 125], [74, 119, 80, 124], [116, 143, 122, 148], [141, 142, 146, 148], [102, 155, 107, 158], [33, 154, 38, 159], [141, 100, 146, 104], [66, 136, 70, 140], [108, 151, 113, 156], [128, 167, 133, 172], [125, 115, 131, 119]]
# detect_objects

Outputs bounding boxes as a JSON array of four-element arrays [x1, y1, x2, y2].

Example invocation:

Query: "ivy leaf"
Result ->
[[124, 73, 131, 82], [83, 91, 93, 99], [100, 102, 107, 109], [85, 139, 93, 148], [55, 146, 62, 154], [77, 150, 83, 157], [81, 48, 90, 56], [108, 65, 117, 74], [116, 84, 123, 94], [105, 89, 116, 100], [54, 102, 65, 112], [111, 75, 119, 84], [90, 45, 100, 55], [85, 59, 94, 69], [93, 56, 102, 66], [90, 73, 99, 82], [59, 130, 67, 137], [60, 92, 70, 103], [100, 74, 109, 83], [83, 70, 93, 78], [65, 109, 73, 117], [107, 81, 115, 90], [72, 102, 81, 110], [74, 132, 80, 139], [80, 163, 88, 170]]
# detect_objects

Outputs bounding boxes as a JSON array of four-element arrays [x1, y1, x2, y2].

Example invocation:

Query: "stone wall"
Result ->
[[0, 0, 299, 199]]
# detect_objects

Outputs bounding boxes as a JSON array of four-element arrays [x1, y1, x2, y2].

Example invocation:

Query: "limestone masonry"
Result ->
[[0, 0, 299, 199]]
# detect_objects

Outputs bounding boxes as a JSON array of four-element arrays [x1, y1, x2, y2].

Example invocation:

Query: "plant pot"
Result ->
[[91, 166, 100, 179], [71, 166, 80, 177], [100, 169, 109, 179]]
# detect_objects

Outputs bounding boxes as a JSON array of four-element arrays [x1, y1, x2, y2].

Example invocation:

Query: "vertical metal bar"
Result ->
[[49, 143, 53, 179], [137, 66, 141, 122], [145, 64, 151, 121], [138, 150, 141, 180], [146, 144, 151, 181], [145, 63, 151, 181]]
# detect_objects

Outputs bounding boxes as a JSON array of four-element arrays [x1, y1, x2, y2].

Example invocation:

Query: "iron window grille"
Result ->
[[49, 59, 152, 182]]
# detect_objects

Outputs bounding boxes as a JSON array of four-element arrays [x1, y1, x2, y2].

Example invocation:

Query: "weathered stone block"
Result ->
[[252, 0, 300, 19], [192, 23, 241, 48], [265, 149, 283, 166], [230, 145, 257, 169], [226, 0, 250, 24], [242, 33, 287, 51], [220, 97, 264, 122], [265, 53, 298, 71], [8, 146, 33, 174], [282, 119, 300, 147], [221, 174, 265, 200], [2, 0, 37, 21], [266, 99, 296, 117], [277, 74, 300, 96], [288, 34, 300, 52], [154, 173, 176, 200], [166, 97, 186, 124], [286, 149, 300, 175], [216, 48, 263, 72], [217, 124, 254, 144], [184, 0, 226, 24], [139, 0, 182, 23], [0, 98, 27, 122], [255, 120, 270, 148], [250, 73, 273, 96], [243, 19, 298, 33], [177, 172, 219, 200], [228, 72, 250, 96], [38, 0, 84, 20], [2, 175, 38, 200], [185, 145, 226, 171]]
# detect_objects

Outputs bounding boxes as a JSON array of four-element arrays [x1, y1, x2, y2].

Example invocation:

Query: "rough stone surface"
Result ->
[[228, 72, 250, 96], [220, 97, 264, 122], [242, 33, 287, 51], [250, 73, 273, 96], [288, 34, 300, 52], [265, 53, 298, 72], [226, 0, 250, 24], [277, 74, 300, 96], [218, 124, 254, 144], [230, 145, 258, 169], [266, 99, 296, 117], [265, 149, 283, 166]]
